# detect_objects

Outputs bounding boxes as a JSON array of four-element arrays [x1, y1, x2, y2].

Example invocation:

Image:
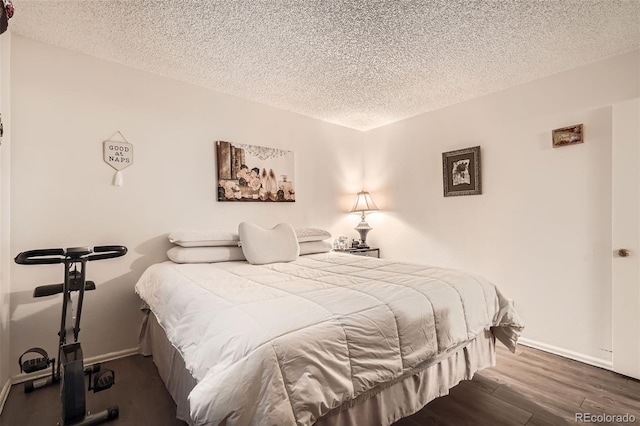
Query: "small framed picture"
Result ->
[[552, 124, 583, 148], [442, 146, 481, 197]]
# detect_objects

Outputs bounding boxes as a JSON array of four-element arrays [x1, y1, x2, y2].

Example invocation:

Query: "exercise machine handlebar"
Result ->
[[88, 245, 128, 262], [15, 246, 127, 265], [14, 248, 66, 265]]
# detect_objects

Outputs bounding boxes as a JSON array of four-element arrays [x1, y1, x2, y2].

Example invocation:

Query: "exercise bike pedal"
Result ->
[[91, 370, 115, 393], [19, 348, 56, 393], [21, 357, 48, 373], [18, 347, 51, 373]]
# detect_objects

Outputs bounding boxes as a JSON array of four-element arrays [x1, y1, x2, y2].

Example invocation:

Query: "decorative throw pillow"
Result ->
[[238, 222, 299, 265]]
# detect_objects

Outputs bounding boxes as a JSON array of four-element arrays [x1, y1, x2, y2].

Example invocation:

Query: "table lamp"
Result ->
[[350, 191, 379, 247]]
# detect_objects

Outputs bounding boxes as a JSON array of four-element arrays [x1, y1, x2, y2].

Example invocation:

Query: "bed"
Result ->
[[134, 226, 523, 426]]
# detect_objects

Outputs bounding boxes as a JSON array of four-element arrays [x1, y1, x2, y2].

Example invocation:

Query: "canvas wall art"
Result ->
[[442, 146, 482, 197], [216, 141, 295, 202]]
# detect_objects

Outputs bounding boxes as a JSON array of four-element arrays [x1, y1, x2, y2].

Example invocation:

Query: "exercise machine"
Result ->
[[15, 245, 127, 426], [15, 245, 127, 425]]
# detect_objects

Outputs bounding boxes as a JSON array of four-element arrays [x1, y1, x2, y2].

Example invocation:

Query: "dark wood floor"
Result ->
[[1, 345, 638, 425], [396, 345, 640, 426], [0, 354, 187, 426]]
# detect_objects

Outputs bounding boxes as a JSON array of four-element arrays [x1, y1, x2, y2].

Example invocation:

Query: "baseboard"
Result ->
[[518, 337, 613, 371], [85, 346, 139, 366], [0, 377, 11, 416], [10, 346, 139, 386]]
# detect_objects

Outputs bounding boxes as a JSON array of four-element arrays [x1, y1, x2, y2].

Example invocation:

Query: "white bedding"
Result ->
[[134, 252, 523, 426]]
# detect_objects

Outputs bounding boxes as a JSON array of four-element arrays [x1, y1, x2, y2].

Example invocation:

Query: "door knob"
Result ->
[[618, 249, 631, 257]]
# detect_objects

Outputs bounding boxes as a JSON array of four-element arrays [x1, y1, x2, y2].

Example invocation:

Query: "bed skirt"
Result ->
[[139, 310, 496, 426]]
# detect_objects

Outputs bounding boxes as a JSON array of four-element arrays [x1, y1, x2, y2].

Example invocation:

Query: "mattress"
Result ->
[[135, 252, 523, 425]]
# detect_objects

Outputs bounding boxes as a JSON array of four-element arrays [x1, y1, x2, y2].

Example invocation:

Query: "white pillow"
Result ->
[[167, 246, 246, 263], [295, 227, 332, 243], [168, 230, 239, 247], [238, 222, 299, 265], [299, 240, 332, 255]]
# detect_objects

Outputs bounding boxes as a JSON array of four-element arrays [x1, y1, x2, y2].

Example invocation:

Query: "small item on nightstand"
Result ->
[[351, 240, 360, 248], [337, 236, 348, 250]]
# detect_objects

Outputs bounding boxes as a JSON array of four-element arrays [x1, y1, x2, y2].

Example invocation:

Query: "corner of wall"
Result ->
[[0, 29, 12, 409]]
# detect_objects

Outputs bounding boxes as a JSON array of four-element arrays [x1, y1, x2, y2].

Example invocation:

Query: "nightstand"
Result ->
[[341, 247, 380, 258]]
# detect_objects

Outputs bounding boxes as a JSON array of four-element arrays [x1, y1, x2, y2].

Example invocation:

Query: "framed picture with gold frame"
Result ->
[[442, 146, 481, 197]]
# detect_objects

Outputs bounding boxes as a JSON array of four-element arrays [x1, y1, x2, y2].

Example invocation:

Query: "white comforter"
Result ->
[[135, 252, 523, 426]]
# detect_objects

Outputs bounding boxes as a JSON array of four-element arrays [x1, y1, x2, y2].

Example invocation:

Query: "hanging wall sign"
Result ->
[[103, 131, 133, 186]]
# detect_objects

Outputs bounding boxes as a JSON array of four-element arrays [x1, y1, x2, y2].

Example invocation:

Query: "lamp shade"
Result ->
[[350, 191, 379, 213]]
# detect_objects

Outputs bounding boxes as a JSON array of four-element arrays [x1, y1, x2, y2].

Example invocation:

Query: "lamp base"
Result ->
[[354, 219, 372, 247]]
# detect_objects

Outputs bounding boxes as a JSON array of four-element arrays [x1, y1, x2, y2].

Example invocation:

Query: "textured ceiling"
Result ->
[[10, 1, 640, 130]]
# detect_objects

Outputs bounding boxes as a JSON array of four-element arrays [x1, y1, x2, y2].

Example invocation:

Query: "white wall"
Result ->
[[9, 35, 363, 373], [0, 31, 11, 397], [8, 34, 638, 377], [364, 50, 640, 363]]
